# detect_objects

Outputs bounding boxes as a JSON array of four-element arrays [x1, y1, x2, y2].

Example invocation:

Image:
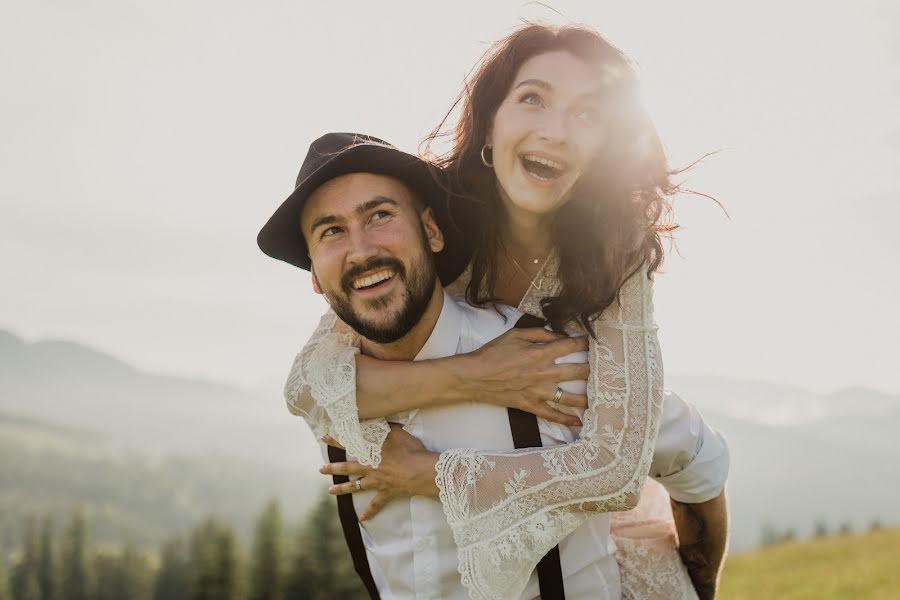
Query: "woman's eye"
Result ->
[[575, 108, 599, 122], [520, 93, 543, 106]]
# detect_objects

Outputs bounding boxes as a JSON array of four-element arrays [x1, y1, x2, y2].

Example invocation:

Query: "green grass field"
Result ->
[[720, 528, 900, 599]]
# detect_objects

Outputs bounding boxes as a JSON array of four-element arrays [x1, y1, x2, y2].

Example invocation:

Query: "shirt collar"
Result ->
[[414, 290, 462, 362]]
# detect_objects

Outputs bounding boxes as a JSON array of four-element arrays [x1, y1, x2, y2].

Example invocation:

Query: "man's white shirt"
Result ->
[[320, 292, 729, 600]]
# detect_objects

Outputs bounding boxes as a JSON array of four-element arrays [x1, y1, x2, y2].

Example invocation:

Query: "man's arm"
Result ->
[[671, 490, 729, 600], [651, 391, 730, 599]]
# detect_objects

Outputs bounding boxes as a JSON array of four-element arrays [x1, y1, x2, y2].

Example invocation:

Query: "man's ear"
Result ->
[[421, 207, 444, 253], [310, 266, 323, 295]]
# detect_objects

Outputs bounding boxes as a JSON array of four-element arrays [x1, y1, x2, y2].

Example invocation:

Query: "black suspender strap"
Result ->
[[328, 444, 381, 600], [329, 311, 565, 600], [510, 313, 567, 600]]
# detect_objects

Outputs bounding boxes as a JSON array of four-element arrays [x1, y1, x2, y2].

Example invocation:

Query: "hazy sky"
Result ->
[[2, 1, 898, 396]]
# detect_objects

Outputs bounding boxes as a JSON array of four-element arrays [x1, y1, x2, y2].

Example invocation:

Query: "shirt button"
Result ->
[[414, 536, 432, 551]]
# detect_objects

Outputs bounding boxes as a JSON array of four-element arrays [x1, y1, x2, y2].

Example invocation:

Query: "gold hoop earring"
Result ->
[[480, 144, 493, 168]]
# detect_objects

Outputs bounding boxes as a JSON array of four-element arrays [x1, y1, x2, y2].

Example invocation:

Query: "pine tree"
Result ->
[[189, 519, 239, 600], [37, 516, 56, 600], [59, 509, 90, 600], [760, 522, 779, 547], [813, 519, 829, 538], [250, 499, 285, 600], [0, 558, 12, 600], [10, 515, 40, 600], [93, 554, 119, 600], [284, 493, 366, 600], [94, 544, 152, 600], [214, 526, 239, 600], [152, 537, 190, 600]]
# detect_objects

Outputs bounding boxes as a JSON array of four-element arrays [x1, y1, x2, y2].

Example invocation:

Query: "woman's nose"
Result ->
[[537, 109, 568, 144]]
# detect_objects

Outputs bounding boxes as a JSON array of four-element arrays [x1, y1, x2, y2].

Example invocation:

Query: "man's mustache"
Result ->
[[341, 257, 405, 293]]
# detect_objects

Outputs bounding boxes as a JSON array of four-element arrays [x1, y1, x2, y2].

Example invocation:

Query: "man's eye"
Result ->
[[321, 226, 342, 238], [371, 210, 392, 222]]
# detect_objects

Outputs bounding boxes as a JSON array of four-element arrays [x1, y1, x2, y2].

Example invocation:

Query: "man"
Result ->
[[258, 133, 729, 599]]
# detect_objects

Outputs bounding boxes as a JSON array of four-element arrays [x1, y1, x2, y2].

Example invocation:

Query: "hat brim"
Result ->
[[257, 144, 472, 286]]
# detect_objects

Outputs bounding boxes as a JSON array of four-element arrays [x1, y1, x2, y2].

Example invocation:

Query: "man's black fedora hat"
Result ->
[[257, 132, 471, 285]]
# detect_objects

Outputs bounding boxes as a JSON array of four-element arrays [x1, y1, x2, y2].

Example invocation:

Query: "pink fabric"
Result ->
[[612, 479, 699, 600]]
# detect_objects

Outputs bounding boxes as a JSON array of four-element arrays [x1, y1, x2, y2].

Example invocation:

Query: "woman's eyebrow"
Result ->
[[513, 78, 603, 103], [579, 90, 606, 103], [513, 78, 552, 92]]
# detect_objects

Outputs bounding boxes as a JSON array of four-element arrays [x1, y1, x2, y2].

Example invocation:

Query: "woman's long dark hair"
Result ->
[[424, 24, 685, 334]]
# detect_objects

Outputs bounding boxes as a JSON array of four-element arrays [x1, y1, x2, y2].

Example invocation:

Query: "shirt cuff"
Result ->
[[655, 426, 730, 504]]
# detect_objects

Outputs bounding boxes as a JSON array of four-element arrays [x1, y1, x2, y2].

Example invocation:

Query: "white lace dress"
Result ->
[[285, 257, 697, 600]]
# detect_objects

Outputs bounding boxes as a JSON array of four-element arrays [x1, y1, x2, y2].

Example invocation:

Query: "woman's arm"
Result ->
[[286, 307, 589, 467], [431, 267, 664, 600], [285, 310, 390, 467], [355, 328, 589, 422]]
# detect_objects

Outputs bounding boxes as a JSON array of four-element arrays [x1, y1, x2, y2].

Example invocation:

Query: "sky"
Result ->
[[1, 0, 899, 397]]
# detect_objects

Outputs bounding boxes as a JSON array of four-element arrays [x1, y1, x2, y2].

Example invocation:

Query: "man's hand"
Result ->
[[454, 327, 590, 427], [320, 424, 439, 521], [671, 490, 729, 600]]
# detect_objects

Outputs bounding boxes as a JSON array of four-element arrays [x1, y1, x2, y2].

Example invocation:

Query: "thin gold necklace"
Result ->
[[505, 244, 551, 292]]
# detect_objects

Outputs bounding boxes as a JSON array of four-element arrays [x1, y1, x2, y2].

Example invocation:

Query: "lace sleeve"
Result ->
[[434, 267, 665, 600], [284, 309, 390, 467]]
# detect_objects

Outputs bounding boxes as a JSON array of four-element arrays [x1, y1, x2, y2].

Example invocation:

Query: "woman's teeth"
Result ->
[[352, 269, 395, 290], [522, 155, 565, 180]]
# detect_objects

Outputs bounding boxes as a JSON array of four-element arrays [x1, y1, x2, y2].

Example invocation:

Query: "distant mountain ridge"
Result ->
[[666, 373, 900, 426], [0, 410, 321, 554], [2, 327, 898, 553], [0, 326, 311, 470], [0, 329, 136, 375]]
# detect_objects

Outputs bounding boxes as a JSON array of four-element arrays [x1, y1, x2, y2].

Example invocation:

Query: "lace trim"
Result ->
[[434, 262, 665, 600], [285, 260, 667, 600], [283, 310, 389, 466]]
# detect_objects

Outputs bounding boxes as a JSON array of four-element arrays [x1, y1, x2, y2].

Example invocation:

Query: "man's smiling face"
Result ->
[[301, 172, 444, 344]]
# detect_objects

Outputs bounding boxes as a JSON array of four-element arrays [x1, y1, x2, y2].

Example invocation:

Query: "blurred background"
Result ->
[[2, 1, 899, 598]]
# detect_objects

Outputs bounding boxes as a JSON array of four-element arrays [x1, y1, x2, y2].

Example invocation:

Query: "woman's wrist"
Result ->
[[356, 354, 475, 418], [435, 353, 483, 405]]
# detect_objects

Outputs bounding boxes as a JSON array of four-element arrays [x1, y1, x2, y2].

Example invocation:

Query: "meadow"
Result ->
[[720, 527, 900, 599]]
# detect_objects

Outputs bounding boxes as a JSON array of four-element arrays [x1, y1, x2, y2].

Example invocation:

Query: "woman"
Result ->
[[291, 24, 693, 599]]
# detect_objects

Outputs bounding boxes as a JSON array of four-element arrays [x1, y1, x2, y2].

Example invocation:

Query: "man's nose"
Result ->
[[346, 229, 379, 265]]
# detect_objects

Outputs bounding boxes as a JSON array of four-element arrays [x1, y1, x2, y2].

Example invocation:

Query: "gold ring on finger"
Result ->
[[552, 387, 564, 404]]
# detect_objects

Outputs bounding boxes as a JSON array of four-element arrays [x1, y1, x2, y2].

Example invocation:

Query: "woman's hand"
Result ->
[[320, 424, 439, 521], [451, 327, 589, 427]]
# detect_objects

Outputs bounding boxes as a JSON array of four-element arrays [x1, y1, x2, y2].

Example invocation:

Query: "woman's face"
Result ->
[[488, 50, 611, 218]]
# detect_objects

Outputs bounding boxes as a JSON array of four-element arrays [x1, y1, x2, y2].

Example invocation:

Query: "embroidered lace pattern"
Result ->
[[284, 310, 390, 467], [433, 257, 665, 600], [284, 257, 667, 599], [611, 479, 699, 600]]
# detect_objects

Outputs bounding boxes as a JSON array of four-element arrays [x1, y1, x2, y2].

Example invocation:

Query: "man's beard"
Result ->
[[324, 231, 437, 344]]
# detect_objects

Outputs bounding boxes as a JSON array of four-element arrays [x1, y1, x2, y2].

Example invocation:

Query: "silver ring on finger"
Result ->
[[354, 478, 363, 492], [552, 387, 564, 404]]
